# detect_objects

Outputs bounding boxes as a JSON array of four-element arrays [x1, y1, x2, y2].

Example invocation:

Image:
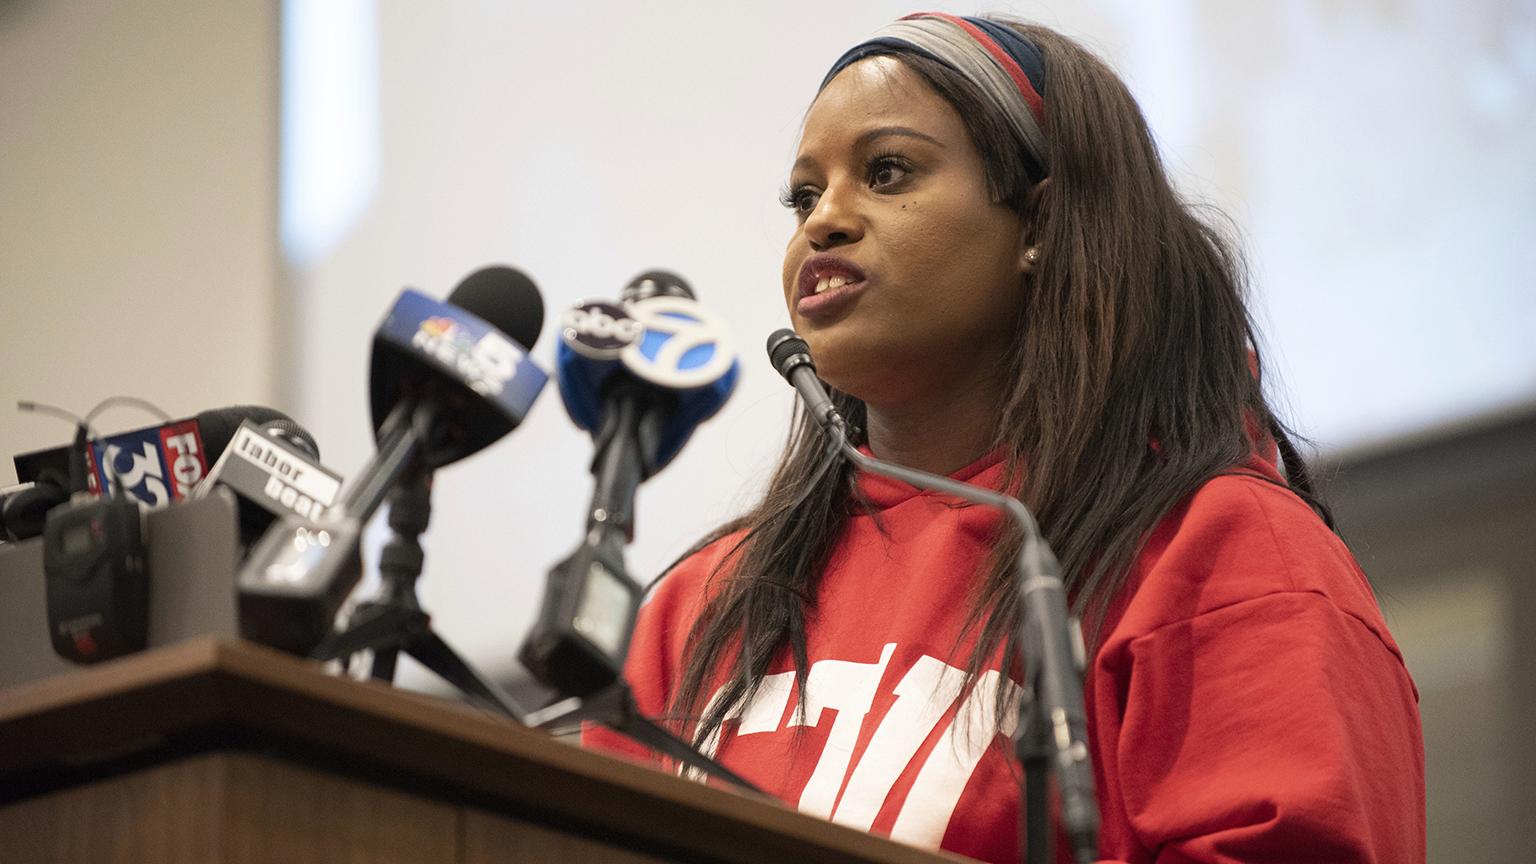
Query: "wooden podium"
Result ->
[[0, 638, 965, 863]]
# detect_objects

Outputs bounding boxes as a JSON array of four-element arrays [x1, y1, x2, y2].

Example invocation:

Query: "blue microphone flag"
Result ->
[[556, 294, 737, 473], [374, 289, 548, 429]]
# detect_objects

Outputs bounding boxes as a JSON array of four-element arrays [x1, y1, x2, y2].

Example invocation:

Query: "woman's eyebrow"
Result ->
[[792, 125, 946, 173], [854, 125, 945, 150]]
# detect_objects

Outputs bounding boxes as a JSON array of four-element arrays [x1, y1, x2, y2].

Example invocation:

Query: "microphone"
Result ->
[[0, 481, 69, 542], [190, 416, 342, 549], [367, 265, 547, 466], [83, 415, 206, 505], [556, 270, 739, 482], [11, 402, 323, 662], [764, 329, 1101, 863], [766, 329, 843, 433], [238, 265, 549, 655], [521, 270, 737, 698], [7, 406, 320, 542]]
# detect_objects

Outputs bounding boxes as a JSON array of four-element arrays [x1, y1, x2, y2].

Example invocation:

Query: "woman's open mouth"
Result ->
[[796, 255, 869, 319]]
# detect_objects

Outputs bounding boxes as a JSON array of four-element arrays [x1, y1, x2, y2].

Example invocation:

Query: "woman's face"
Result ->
[[781, 56, 1029, 409]]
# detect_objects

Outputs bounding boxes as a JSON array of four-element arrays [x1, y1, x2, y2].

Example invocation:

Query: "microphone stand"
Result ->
[[525, 681, 762, 794], [520, 386, 763, 794], [311, 403, 528, 723]]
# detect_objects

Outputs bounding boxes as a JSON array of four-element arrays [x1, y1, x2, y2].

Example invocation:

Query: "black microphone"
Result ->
[[367, 265, 546, 467], [553, 270, 740, 526], [520, 271, 738, 699], [765, 329, 1101, 864], [190, 415, 342, 550], [766, 329, 842, 433], [238, 266, 549, 655], [13, 402, 297, 659], [0, 481, 69, 542], [9, 404, 306, 527]]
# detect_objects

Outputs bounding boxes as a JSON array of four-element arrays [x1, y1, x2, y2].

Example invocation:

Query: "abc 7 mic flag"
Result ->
[[618, 297, 736, 391], [559, 294, 737, 472]]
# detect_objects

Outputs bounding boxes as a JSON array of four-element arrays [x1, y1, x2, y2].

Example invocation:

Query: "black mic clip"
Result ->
[[519, 525, 640, 700], [239, 512, 366, 655]]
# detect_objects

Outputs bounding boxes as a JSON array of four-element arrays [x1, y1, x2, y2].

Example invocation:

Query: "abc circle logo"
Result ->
[[561, 301, 642, 359], [621, 296, 735, 389]]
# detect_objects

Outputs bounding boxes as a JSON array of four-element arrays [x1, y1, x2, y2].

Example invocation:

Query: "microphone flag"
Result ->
[[195, 420, 342, 523], [556, 294, 737, 473], [372, 289, 547, 442], [85, 420, 207, 507]]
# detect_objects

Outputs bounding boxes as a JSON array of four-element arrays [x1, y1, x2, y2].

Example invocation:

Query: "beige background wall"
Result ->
[[0, 0, 280, 471]]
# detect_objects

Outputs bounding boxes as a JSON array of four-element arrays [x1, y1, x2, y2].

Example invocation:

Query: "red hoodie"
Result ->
[[584, 451, 1425, 863]]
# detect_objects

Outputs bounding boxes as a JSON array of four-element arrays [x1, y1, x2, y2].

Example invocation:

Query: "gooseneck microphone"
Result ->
[[766, 330, 844, 434], [765, 329, 1100, 864], [238, 266, 549, 657]]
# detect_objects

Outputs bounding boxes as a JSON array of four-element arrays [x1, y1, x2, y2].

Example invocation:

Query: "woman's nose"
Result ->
[[804, 182, 864, 251]]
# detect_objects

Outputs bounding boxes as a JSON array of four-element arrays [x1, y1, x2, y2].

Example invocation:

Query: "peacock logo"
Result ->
[[411, 314, 522, 397]]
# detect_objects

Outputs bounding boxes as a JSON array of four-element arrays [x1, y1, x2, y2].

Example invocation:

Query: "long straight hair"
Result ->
[[666, 19, 1335, 748]]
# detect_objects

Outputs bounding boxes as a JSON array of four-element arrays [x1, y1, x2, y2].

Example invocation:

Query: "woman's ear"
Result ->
[[1017, 177, 1052, 276]]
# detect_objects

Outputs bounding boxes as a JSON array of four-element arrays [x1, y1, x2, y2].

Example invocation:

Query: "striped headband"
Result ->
[[820, 13, 1048, 177]]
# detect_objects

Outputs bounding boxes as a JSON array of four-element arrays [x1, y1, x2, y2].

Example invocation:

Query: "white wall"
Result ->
[[0, 0, 281, 468]]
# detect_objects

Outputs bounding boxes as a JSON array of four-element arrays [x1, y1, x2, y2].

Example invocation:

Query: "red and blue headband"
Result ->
[[820, 13, 1047, 176]]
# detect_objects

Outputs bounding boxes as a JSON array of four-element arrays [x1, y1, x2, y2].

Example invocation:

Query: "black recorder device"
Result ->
[[43, 494, 148, 662]]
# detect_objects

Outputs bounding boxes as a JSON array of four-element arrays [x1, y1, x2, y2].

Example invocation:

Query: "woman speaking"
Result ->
[[586, 13, 1425, 863]]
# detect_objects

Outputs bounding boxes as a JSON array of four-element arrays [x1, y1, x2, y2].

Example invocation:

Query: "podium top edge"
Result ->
[[0, 638, 967, 864]]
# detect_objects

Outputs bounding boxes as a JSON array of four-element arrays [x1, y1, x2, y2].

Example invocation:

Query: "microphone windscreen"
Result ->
[[555, 341, 622, 434], [449, 266, 545, 351], [1, 481, 69, 541], [195, 406, 318, 464], [767, 329, 813, 377], [622, 270, 695, 304], [260, 418, 321, 460]]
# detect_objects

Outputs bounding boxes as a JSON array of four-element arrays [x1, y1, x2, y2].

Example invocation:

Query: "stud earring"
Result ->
[[1023, 246, 1040, 266]]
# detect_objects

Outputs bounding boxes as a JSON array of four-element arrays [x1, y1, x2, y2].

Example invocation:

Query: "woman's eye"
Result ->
[[869, 156, 910, 189], [780, 184, 821, 216]]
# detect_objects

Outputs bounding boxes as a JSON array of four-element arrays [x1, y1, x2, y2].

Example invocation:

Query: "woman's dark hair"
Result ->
[[666, 19, 1336, 748]]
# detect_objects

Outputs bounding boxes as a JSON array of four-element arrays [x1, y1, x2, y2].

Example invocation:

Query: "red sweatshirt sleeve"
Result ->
[[1089, 473, 1426, 863]]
